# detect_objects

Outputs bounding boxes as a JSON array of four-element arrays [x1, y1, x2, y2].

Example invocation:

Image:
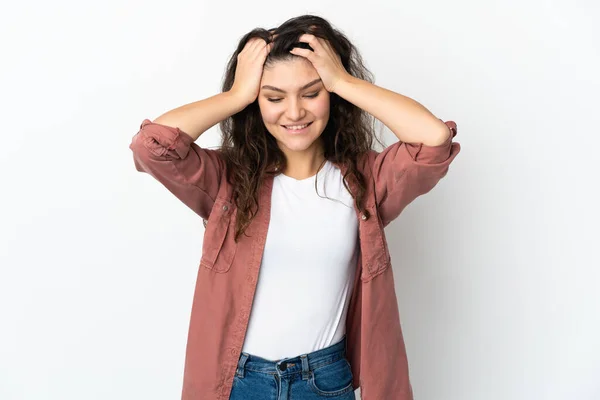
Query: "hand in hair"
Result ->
[[230, 37, 274, 105], [289, 33, 351, 93]]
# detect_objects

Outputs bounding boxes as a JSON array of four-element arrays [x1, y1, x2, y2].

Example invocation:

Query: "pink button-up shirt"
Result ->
[[129, 119, 460, 399]]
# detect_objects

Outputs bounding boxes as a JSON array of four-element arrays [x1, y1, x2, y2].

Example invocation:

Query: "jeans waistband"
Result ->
[[235, 335, 347, 379]]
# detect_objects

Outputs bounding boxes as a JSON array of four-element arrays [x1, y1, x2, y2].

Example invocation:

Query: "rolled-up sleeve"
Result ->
[[129, 119, 224, 220], [372, 120, 460, 227]]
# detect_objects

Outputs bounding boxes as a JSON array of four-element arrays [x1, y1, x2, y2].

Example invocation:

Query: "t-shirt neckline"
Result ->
[[277, 160, 332, 183]]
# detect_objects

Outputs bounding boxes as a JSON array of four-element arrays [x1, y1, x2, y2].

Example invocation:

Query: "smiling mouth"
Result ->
[[281, 122, 313, 129]]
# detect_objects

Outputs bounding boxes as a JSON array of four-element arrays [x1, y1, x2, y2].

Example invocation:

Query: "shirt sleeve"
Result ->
[[129, 119, 225, 220], [372, 120, 460, 227]]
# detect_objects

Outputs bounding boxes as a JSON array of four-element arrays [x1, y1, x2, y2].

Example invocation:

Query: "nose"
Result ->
[[285, 97, 306, 121]]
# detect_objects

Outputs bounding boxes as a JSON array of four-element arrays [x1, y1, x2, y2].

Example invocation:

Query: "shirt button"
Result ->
[[223, 205, 229, 211], [361, 214, 368, 220]]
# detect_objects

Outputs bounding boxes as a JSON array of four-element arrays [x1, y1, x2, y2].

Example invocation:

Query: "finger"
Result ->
[[253, 38, 270, 53], [245, 40, 267, 61], [297, 34, 320, 52], [254, 42, 271, 60], [289, 47, 314, 61], [244, 38, 263, 53], [257, 37, 269, 48]]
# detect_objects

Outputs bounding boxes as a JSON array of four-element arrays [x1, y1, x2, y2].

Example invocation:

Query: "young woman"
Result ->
[[130, 14, 460, 400]]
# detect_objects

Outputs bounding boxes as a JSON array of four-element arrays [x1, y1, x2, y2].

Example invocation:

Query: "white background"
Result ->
[[1, 1, 599, 399]]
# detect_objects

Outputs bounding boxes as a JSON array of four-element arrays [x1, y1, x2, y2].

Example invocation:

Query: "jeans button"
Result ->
[[279, 361, 287, 371]]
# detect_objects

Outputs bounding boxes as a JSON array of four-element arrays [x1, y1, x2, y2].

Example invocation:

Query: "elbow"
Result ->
[[422, 124, 452, 147]]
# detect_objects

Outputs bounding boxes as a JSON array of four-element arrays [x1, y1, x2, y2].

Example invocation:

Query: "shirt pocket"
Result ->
[[359, 203, 391, 282], [199, 197, 237, 273]]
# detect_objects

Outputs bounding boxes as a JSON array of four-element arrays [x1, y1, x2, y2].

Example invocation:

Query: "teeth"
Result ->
[[285, 123, 309, 130]]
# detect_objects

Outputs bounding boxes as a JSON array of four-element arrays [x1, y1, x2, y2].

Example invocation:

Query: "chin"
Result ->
[[280, 141, 318, 152]]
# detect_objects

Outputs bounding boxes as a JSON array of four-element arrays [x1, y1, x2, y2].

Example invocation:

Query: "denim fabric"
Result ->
[[229, 336, 356, 400]]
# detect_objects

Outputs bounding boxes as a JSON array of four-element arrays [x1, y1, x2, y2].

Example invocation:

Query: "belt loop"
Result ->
[[236, 352, 249, 378], [300, 354, 310, 380]]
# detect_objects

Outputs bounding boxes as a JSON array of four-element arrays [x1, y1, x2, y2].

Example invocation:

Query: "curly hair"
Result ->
[[218, 14, 385, 242]]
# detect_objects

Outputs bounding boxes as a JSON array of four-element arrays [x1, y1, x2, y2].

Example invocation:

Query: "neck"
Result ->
[[280, 142, 326, 180]]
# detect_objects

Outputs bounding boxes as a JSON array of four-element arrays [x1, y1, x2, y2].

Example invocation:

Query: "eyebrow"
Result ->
[[261, 78, 322, 94]]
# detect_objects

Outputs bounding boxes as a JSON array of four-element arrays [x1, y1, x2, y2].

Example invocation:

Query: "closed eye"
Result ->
[[267, 91, 320, 103]]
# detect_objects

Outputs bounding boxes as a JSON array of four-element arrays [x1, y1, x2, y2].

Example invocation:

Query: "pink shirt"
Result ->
[[129, 119, 460, 399]]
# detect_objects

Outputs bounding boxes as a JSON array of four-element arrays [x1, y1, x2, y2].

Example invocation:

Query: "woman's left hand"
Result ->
[[289, 34, 351, 93]]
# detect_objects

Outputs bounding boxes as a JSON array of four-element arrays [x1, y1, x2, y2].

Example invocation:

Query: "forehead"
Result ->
[[261, 58, 321, 90]]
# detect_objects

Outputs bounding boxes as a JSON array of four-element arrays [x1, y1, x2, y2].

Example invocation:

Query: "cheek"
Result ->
[[264, 114, 279, 125], [312, 96, 330, 118], [259, 104, 280, 125]]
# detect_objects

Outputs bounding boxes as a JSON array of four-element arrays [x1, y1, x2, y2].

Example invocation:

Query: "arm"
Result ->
[[371, 121, 460, 227], [129, 91, 249, 219], [289, 34, 459, 226], [332, 75, 460, 226], [152, 90, 249, 141], [333, 76, 451, 146]]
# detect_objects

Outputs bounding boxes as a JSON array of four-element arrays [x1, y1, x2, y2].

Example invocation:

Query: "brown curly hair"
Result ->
[[218, 14, 385, 242]]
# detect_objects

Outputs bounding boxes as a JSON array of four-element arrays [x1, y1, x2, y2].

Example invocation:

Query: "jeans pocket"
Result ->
[[308, 357, 354, 397]]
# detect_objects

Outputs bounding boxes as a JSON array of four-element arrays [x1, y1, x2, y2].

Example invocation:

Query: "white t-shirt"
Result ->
[[241, 160, 359, 361]]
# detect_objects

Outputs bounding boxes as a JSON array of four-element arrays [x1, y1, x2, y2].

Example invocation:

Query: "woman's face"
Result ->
[[258, 58, 330, 156]]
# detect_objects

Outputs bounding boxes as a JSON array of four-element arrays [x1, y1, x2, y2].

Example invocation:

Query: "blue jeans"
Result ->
[[229, 335, 356, 399]]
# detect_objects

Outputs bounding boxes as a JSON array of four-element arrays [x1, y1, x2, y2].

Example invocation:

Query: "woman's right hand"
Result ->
[[230, 37, 273, 106]]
